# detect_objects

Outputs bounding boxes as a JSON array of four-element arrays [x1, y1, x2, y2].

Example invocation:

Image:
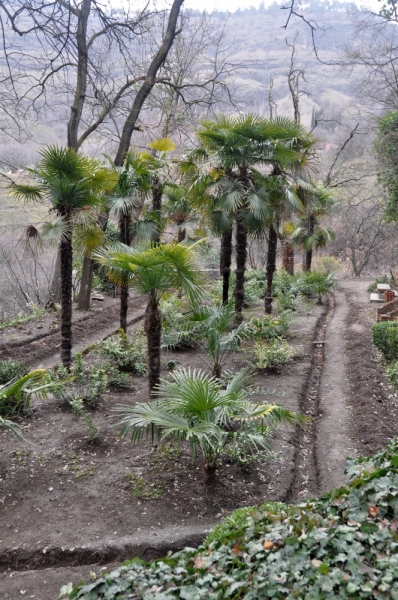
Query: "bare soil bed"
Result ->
[[0, 295, 146, 369], [1, 279, 398, 600]]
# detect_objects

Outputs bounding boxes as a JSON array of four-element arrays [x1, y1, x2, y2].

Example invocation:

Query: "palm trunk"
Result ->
[[305, 214, 315, 272], [177, 227, 186, 243], [147, 297, 162, 396], [233, 213, 247, 322], [77, 256, 94, 311], [265, 224, 278, 314], [220, 229, 233, 305], [205, 464, 217, 485], [119, 212, 131, 332], [77, 214, 109, 311], [282, 240, 294, 275], [152, 176, 162, 245], [49, 246, 62, 305], [60, 228, 73, 368]]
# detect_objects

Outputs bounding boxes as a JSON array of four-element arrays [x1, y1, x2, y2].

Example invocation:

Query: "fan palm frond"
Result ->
[[40, 217, 71, 247], [0, 416, 24, 439], [149, 138, 176, 153], [113, 368, 307, 475]]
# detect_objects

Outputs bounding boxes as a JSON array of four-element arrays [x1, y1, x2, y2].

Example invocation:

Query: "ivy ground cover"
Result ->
[[61, 438, 398, 600]]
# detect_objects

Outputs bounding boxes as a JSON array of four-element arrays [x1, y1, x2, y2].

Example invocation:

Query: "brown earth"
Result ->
[[1, 279, 398, 600]]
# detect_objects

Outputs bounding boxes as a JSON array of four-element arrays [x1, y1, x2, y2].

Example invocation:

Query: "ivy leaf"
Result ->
[[360, 522, 379, 535]]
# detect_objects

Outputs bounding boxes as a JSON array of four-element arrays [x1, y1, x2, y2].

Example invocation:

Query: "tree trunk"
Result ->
[[152, 176, 162, 245], [60, 229, 73, 368], [177, 227, 186, 243], [234, 213, 247, 322], [204, 464, 217, 486], [119, 212, 131, 332], [265, 224, 278, 314], [77, 256, 94, 310], [305, 214, 315, 271], [282, 240, 294, 275], [220, 229, 233, 305], [120, 286, 129, 332], [114, 0, 184, 166], [67, 0, 91, 149], [147, 298, 162, 396], [49, 246, 62, 306], [77, 213, 109, 311]]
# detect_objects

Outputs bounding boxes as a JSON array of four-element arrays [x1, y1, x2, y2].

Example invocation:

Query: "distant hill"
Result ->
[[0, 0, 365, 163], [213, 0, 359, 129]]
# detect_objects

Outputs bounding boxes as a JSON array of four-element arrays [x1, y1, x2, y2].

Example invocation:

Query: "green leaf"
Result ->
[[360, 522, 379, 534], [319, 563, 329, 574]]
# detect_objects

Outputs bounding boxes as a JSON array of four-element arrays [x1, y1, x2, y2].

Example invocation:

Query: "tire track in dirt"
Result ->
[[284, 295, 335, 502]]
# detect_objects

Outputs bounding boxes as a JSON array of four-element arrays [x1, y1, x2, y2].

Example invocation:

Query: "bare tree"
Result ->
[[282, 35, 310, 275], [0, 0, 188, 313], [286, 35, 309, 124], [330, 189, 398, 277], [143, 10, 241, 144], [345, 11, 398, 114], [0, 229, 56, 320]]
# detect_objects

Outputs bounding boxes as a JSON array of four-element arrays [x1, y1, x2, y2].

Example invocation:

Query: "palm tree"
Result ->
[[291, 185, 335, 271], [187, 303, 248, 379], [114, 368, 308, 484], [10, 146, 118, 367], [0, 369, 61, 438], [164, 185, 197, 242], [107, 152, 153, 331], [180, 152, 235, 305], [197, 114, 313, 320], [142, 137, 177, 244], [303, 270, 340, 304], [261, 120, 315, 314], [94, 243, 204, 394]]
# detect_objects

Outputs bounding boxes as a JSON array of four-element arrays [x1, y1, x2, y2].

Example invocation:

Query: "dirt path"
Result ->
[[2, 280, 398, 599]]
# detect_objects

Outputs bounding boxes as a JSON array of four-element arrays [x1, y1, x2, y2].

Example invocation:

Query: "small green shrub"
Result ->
[[98, 361, 131, 389], [125, 473, 163, 499], [301, 270, 340, 303], [209, 270, 266, 307], [252, 338, 294, 369], [0, 360, 30, 416], [271, 270, 314, 312], [47, 353, 107, 407], [272, 269, 312, 297], [94, 329, 147, 375], [0, 360, 28, 385], [69, 399, 99, 442], [161, 295, 206, 349], [312, 255, 342, 275], [367, 274, 391, 293], [247, 313, 292, 341], [386, 360, 398, 389], [372, 321, 398, 362], [244, 269, 267, 304]]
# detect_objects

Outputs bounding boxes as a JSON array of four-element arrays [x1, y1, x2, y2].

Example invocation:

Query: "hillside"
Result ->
[[217, 1, 357, 128], [0, 0, 361, 166]]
